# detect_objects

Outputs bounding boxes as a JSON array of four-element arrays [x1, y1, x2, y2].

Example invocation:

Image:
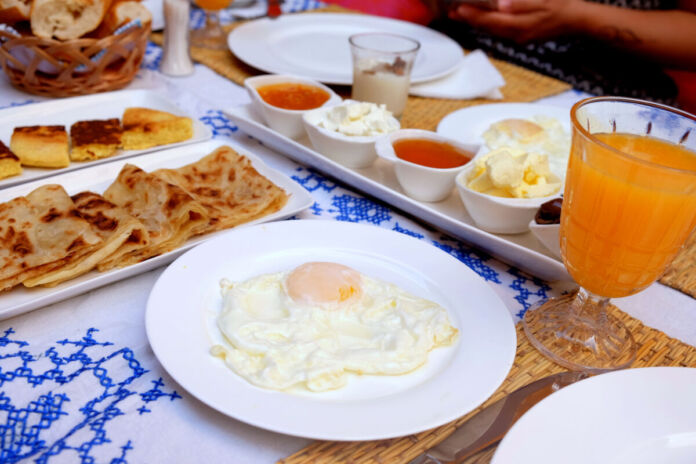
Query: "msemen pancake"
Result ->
[[103, 164, 208, 267], [0, 185, 102, 292], [153, 146, 289, 234], [23, 191, 148, 287]]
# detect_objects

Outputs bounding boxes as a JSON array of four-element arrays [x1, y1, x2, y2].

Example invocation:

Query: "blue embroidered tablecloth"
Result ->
[[1, 2, 694, 462]]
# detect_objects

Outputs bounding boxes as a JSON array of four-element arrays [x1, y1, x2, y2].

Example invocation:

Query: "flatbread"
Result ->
[[103, 164, 209, 267], [0, 185, 102, 292], [23, 191, 148, 286], [153, 146, 289, 234]]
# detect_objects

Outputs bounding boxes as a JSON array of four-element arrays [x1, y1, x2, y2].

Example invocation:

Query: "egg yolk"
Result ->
[[498, 118, 544, 142], [285, 262, 362, 308]]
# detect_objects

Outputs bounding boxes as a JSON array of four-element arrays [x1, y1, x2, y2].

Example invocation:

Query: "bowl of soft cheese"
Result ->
[[455, 147, 562, 234], [303, 100, 400, 168]]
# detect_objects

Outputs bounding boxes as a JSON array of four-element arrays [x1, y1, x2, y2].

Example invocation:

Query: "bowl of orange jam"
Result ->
[[375, 129, 479, 202], [245, 74, 342, 139]]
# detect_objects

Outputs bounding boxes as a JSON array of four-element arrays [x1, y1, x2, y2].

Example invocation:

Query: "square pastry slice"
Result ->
[[121, 107, 193, 150], [11, 125, 70, 168], [0, 141, 22, 180], [70, 118, 123, 161]]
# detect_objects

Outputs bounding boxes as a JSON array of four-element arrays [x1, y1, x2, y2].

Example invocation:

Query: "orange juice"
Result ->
[[561, 132, 696, 298], [195, 0, 230, 10]]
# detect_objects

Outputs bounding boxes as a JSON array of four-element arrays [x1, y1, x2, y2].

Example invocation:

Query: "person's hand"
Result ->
[[448, 0, 584, 43]]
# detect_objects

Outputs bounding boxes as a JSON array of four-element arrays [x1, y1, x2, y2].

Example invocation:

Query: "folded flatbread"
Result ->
[[153, 146, 289, 234], [103, 164, 209, 267], [23, 191, 149, 286], [0, 185, 102, 292]]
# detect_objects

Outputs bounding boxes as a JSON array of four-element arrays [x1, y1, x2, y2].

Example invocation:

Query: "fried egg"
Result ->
[[482, 116, 571, 179], [211, 262, 458, 392]]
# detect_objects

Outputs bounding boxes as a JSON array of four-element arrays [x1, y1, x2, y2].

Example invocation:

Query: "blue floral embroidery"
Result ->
[[142, 42, 163, 71], [328, 194, 392, 225], [0, 328, 180, 463], [291, 167, 338, 193], [508, 268, 552, 318], [431, 237, 501, 284], [200, 110, 238, 137]]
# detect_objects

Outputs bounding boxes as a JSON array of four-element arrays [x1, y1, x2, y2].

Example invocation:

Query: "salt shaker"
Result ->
[[161, 0, 195, 76]]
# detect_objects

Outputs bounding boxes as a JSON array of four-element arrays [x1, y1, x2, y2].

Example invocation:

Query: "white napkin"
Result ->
[[409, 50, 505, 100]]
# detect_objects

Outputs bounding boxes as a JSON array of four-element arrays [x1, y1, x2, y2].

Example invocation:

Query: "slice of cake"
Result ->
[[0, 141, 22, 180], [121, 107, 194, 150], [70, 118, 123, 161], [11, 125, 70, 168]]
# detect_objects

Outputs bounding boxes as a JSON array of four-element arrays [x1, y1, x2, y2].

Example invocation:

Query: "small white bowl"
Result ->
[[529, 220, 562, 259], [302, 104, 401, 169], [455, 165, 562, 234], [244, 74, 342, 140], [375, 129, 479, 202]]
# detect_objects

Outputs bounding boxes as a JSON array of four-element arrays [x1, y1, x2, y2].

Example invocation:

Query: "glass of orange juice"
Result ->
[[191, 0, 232, 50], [522, 96, 696, 373]]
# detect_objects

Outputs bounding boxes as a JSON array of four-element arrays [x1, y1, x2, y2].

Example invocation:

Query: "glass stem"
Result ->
[[570, 287, 610, 327]]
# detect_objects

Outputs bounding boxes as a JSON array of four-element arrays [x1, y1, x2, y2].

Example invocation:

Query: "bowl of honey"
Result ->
[[375, 129, 478, 202], [244, 74, 342, 139]]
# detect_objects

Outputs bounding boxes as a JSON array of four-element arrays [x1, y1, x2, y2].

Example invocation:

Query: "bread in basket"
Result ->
[[0, 0, 151, 97]]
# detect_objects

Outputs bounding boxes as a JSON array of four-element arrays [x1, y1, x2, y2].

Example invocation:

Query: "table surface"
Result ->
[[0, 6, 694, 463]]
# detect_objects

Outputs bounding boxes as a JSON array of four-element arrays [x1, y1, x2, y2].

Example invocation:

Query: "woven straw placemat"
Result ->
[[150, 6, 571, 131], [660, 233, 696, 299], [279, 303, 696, 464]]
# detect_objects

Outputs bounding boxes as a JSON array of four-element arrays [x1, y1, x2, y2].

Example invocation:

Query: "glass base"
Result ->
[[190, 14, 227, 50], [522, 290, 637, 373]]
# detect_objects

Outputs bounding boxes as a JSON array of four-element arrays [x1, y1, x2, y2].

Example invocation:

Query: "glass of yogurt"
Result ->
[[349, 33, 420, 119]]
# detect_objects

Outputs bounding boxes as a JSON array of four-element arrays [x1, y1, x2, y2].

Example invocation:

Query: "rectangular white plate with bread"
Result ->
[[0, 139, 313, 321], [0, 89, 212, 189], [225, 104, 570, 282]]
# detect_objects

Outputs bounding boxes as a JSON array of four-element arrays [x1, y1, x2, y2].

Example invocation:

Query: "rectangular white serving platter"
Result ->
[[225, 104, 570, 282], [0, 89, 212, 189], [0, 139, 313, 321]]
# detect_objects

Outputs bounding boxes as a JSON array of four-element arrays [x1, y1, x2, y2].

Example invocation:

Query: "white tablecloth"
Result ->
[[0, 10, 694, 463]]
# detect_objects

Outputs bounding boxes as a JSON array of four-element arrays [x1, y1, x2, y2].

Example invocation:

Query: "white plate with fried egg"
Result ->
[[146, 220, 516, 441], [436, 103, 572, 181]]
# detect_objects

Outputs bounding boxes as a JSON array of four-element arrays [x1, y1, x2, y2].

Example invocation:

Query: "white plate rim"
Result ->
[[492, 367, 696, 464], [0, 139, 313, 320], [228, 13, 465, 85], [145, 220, 517, 441]]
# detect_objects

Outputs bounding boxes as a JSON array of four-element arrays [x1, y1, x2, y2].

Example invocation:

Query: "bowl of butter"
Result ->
[[302, 100, 400, 168], [455, 147, 562, 234]]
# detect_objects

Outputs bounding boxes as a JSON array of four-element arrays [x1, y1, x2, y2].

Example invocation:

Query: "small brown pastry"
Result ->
[[121, 107, 193, 150], [70, 119, 123, 161], [11, 125, 69, 168], [0, 141, 22, 180]]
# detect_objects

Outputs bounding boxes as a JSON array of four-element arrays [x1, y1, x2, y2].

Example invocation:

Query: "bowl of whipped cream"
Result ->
[[302, 100, 400, 168]]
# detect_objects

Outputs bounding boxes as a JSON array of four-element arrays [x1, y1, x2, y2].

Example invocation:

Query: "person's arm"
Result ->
[[449, 0, 696, 70]]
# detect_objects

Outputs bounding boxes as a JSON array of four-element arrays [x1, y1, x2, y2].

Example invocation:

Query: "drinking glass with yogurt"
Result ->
[[349, 33, 420, 119]]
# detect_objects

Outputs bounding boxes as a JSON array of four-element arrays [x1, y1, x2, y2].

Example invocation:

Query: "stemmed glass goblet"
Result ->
[[523, 97, 696, 373]]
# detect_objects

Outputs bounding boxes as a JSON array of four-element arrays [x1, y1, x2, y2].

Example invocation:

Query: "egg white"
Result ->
[[211, 271, 458, 392]]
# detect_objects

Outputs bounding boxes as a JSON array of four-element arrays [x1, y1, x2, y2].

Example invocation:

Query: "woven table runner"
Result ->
[[659, 233, 696, 299], [278, 303, 696, 464]]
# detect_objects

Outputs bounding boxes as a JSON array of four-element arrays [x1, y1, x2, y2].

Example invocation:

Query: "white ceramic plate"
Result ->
[[0, 140, 312, 321], [493, 367, 696, 464], [0, 89, 212, 189], [437, 103, 571, 147], [225, 104, 569, 281], [146, 220, 517, 441], [228, 13, 464, 85]]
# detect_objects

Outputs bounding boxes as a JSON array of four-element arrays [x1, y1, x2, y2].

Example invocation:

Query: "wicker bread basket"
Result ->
[[0, 24, 148, 98]]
